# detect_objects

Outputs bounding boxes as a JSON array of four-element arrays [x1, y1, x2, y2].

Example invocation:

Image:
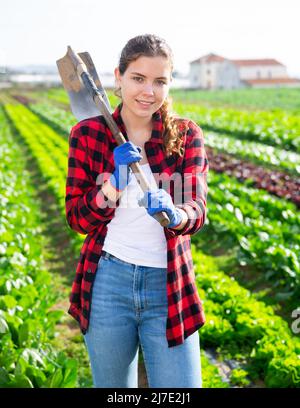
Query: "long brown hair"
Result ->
[[114, 34, 188, 158]]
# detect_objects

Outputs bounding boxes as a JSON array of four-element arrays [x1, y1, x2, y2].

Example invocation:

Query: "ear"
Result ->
[[114, 67, 121, 87]]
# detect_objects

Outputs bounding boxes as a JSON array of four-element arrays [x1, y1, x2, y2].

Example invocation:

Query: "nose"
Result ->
[[142, 82, 154, 95]]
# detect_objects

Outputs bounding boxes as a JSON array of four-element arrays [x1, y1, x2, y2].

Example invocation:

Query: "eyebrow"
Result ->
[[130, 71, 168, 80]]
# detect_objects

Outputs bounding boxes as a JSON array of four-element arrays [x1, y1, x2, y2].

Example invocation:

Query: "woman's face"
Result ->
[[114, 55, 172, 119]]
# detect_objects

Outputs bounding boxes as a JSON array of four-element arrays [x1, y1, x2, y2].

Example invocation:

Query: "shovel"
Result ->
[[56, 46, 170, 227]]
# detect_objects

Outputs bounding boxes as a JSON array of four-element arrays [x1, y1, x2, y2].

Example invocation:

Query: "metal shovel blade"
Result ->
[[56, 51, 112, 121]]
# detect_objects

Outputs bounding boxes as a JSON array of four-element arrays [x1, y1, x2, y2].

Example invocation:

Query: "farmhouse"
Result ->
[[189, 53, 300, 89]]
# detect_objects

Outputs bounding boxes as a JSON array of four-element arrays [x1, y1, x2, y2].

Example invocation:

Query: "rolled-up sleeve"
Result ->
[[65, 123, 116, 235], [166, 120, 209, 237]]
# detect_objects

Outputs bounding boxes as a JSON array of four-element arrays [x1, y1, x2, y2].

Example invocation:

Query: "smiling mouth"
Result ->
[[136, 100, 154, 105]]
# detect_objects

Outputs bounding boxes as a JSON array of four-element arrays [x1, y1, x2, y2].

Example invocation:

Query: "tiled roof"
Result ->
[[190, 53, 227, 64], [191, 54, 285, 67], [232, 59, 284, 67], [244, 77, 300, 84]]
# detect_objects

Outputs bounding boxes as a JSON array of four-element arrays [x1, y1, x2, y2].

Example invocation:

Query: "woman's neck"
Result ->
[[120, 104, 153, 135]]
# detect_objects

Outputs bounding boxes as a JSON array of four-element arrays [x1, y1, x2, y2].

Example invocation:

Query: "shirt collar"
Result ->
[[112, 101, 164, 144]]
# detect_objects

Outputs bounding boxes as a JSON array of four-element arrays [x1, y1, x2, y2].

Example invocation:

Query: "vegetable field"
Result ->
[[0, 86, 299, 388]]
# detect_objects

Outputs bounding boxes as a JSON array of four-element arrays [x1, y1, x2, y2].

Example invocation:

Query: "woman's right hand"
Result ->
[[109, 142, 143, 192], [113, 141, 143, 167]]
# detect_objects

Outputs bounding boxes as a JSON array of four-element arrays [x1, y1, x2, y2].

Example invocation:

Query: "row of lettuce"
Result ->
[[193, 247, 300, 388], [0, 106, 78, 387], [206, 171, 300, 305], [174, 102, 300, 154], [170, 88, 300, 113], [3, 102, 300, 387]]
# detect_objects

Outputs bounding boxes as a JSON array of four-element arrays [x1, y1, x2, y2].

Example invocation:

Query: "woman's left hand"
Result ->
[[138, 188, 183, 228]]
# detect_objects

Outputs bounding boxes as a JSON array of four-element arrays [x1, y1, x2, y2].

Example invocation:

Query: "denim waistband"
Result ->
[[101, 250, 133, 266], [100, 250, 167, 269]]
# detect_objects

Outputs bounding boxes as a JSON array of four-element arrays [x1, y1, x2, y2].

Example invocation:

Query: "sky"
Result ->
[[1, 0, 300, 77]]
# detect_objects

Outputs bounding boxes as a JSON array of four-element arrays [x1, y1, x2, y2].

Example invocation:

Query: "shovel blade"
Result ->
[[56, 50, 112, 121]]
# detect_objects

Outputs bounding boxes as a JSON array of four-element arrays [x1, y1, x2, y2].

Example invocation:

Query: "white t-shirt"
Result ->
[[101, 163, 168, 268]]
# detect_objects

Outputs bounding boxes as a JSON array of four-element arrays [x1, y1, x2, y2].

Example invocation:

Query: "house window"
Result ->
[[207, 69, 211, 75], [268, 70, 272, 78], [257, 70, 261, 78]]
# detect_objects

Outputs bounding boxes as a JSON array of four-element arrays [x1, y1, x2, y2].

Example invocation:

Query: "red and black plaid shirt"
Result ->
[[66, 101, 209, 347]]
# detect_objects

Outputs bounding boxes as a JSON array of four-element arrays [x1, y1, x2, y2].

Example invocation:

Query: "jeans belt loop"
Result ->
[[101, 250, 108, 260]]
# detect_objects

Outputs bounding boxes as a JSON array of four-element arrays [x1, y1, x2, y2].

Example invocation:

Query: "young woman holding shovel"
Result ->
[[65, 33, 209, 388]]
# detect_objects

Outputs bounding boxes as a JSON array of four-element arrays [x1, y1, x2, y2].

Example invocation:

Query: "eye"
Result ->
[[132, 76, 166, 85]]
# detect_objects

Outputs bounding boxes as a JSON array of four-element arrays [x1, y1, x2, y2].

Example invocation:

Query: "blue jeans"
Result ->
[[83, 250, 202, 388]]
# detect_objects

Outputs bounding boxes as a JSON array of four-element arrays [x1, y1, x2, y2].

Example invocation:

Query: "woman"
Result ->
[[65, 33, 209, 388]]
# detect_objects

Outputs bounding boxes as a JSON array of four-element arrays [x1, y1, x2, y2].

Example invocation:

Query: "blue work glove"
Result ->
[[109, 142, 143, 191], [138, 188, 183, 228]]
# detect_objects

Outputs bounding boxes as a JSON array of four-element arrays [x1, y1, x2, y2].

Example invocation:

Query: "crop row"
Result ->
[[174, 102, 300, 153], [0, 107, 78, 387], [205, 131, 300, 176], [201, 170, 300, 303], [206, 146, 300, 208], [193, 247, 300, 387], [29, 102, 74, 135], [170, 88, 300, 113], [5, 105, 69, 211]]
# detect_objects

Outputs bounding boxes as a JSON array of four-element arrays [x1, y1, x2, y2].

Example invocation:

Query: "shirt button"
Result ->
[[96, 240, 101, 244], [87, 268, 92, 274]]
